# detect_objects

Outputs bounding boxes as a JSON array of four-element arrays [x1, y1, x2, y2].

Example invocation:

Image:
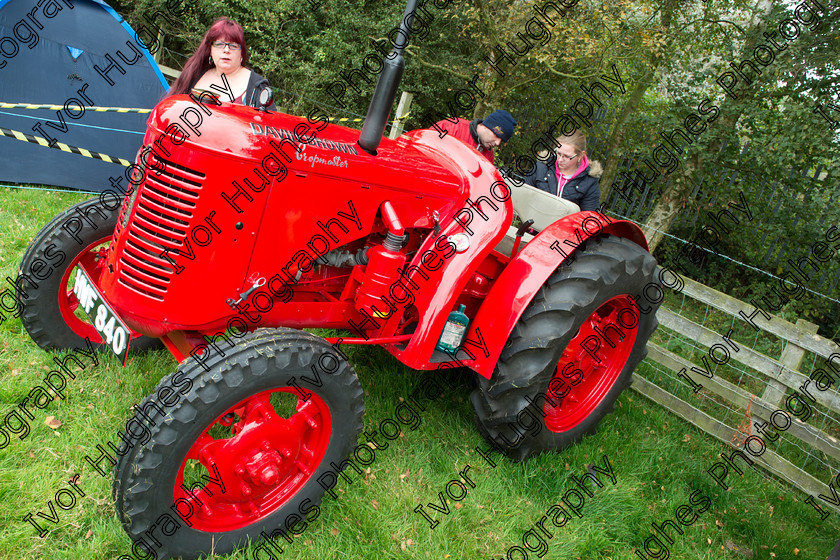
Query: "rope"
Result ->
[[1, 100, 373, 126], [0, 126, 131, 167], [0, 110, 144, 135]]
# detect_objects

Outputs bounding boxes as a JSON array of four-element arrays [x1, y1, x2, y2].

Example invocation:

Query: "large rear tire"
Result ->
[[112, 328, 365, 560], [17, 197, 161, 353], [470, 235, 660, 462]]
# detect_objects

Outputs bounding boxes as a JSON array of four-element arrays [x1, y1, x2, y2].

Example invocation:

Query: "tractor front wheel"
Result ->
[[18, 197, 160, 353], [470, 235, 660, 462], [112, 328, 365, 560]]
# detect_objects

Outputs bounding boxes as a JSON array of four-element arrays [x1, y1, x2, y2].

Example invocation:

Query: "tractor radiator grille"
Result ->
[[117, 158, 205, 300]]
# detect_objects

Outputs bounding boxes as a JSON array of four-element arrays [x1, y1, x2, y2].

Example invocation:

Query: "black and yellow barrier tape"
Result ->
[[0, 126, 132, 166], [2, 102, 405, 123], [0, 102, 152, 113]]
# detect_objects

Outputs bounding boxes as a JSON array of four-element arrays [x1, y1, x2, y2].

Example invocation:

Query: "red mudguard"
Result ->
[[465, 211, 648, 378]]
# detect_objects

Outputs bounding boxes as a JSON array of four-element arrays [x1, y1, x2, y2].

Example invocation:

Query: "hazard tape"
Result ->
[[0, 109, 413, 167], [2, 103, 362, 120], [0, 102, 151, 114], [1, 102, 405, 123], [0, 126, 132, 166]]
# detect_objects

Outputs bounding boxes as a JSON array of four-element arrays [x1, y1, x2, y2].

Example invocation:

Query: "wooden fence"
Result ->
[[632, 274, 840, 511]]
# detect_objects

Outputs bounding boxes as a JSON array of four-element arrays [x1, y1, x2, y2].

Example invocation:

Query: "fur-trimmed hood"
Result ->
[[523, 155, 603, 212]]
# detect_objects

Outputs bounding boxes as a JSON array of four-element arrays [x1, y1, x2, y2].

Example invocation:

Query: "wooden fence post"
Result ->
[[389, 92, 413, 139], [760, 318, 819, 407]]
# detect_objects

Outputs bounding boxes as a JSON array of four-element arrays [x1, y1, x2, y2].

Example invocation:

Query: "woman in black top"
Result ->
[[168, 17, 274, 109], [524, 129, 602, 212]]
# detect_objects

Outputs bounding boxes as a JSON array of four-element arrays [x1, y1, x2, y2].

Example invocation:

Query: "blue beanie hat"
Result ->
[[482, 110, 517, 142]]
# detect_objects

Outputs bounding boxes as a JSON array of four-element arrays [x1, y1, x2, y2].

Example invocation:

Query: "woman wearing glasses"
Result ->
[[524, 130, 602, 212], [169, 17, 274, 109]]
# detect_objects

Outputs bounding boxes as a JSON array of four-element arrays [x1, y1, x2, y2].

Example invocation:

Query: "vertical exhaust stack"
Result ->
[[357, 0, 419, 155]]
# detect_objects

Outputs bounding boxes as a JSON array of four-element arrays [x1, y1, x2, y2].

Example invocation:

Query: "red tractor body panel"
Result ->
[[95, 96, 643, 375], [18, 3, 664, 550], [99, 97, 512, 369]]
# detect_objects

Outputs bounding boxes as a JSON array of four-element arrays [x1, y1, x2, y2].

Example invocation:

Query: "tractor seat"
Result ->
[[495, 177, 580, 257]]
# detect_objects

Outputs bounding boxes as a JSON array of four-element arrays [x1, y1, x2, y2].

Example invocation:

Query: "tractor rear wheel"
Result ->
[[470, 235, 660, 462], [112, 328, 365, 560], [18, 197, 161, 353]]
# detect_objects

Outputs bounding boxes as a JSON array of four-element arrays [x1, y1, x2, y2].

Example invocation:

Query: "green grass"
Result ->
[[0, 186, 838, 560]]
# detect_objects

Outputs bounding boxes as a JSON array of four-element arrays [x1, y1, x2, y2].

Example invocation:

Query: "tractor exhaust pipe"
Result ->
[[357, 0, 419, 155]]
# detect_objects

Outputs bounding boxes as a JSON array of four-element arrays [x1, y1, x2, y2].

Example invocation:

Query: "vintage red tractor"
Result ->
[[16, 1, 660, 557]]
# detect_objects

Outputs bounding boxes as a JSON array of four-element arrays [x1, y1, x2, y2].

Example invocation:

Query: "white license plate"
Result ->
[[72, 268, 131, 364]]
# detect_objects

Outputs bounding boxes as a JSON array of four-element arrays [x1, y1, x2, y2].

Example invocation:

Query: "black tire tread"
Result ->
[[114, 328, 365, 560], [470, 235, 660, 462], [18, 197, 161, 353]]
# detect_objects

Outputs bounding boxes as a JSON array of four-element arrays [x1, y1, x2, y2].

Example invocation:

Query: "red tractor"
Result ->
[[17, 1, 660, 557]]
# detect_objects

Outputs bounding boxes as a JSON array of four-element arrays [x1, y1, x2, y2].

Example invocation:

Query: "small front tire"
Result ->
[[18, 197, 160, 353], [113, 328, 365, 559]]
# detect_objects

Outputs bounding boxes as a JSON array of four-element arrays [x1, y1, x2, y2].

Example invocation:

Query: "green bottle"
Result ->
[[436, 304, 470, 353]]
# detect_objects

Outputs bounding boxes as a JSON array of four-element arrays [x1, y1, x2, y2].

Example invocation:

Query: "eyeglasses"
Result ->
[[555, 149, 579, 161], [212, 41, 241, 51]]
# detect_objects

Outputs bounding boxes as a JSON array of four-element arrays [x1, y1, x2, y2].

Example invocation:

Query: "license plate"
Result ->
[[72, 268, 131, 364]]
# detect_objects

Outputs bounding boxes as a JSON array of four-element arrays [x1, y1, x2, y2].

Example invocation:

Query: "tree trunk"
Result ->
[[642, 152, 699, 250], [599, 72, 654, 196], [641, 0, 772, 252], [601, 0, 679, 200]]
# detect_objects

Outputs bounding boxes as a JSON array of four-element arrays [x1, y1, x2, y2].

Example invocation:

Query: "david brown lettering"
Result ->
[[295, 145, 349, 169], [250, 123, 359, 155]]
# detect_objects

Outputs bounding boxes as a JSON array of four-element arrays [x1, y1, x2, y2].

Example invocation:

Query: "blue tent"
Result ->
[[0, 0, 169, 191]]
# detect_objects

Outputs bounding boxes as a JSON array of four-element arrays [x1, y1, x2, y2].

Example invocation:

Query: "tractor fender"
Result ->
[[465, 211, 648, 379]]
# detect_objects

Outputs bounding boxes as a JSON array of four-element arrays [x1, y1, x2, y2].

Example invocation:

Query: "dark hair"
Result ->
[[168, 17, 249, 96]]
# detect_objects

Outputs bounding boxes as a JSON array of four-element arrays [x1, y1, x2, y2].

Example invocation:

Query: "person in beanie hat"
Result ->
[[429, 109, 516, 164]]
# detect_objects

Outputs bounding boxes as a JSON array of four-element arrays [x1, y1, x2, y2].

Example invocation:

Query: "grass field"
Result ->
[[0, 186, 837, 560]]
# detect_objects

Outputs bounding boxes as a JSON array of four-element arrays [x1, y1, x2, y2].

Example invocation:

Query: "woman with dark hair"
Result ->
[[169, 17, 273, 108]]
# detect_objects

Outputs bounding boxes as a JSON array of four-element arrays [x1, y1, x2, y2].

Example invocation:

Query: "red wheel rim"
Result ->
[[544, 295, 639, 432], [173, 388, 332, 532], [58, 236, 112, 343]]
